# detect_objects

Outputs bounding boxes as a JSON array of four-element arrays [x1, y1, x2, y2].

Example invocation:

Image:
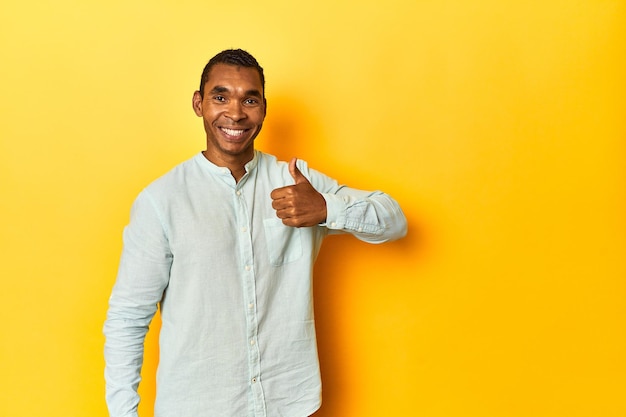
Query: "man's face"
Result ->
[[193, 63, 266, 163]]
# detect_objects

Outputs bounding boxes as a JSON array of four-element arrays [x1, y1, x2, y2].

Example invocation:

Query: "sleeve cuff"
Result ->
[[320, 193, 347, 230]]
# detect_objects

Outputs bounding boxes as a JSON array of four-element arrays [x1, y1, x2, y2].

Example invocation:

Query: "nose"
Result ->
[[225, 101, 246, 122]]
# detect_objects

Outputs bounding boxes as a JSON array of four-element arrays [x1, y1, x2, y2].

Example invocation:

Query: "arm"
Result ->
[[103, 190, 172, 417], [271, 158, 407, 243], [321, 186, 407, 243]]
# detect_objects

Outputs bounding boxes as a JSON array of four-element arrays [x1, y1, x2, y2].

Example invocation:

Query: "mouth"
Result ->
[[220, 127, 249, 139]]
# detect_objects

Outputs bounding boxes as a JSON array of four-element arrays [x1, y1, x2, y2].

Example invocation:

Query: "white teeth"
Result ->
[[221, 128, 245, 136]]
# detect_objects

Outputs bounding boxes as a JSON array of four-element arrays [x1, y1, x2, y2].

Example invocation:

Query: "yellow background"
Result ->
[[1, 1, 625, 416]]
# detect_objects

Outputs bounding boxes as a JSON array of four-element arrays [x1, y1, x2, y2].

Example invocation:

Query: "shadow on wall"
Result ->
[[311, 217, 421, 416], [256, 93, 327, 166]]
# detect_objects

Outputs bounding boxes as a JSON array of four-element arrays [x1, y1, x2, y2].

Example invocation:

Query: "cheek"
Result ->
[[202, 116, 215, 133], [252, 109, 266, 125], [202, 109, 220, 124]]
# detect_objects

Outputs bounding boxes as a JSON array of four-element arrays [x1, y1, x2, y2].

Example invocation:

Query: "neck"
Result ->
[[202, 150, 253, 183]]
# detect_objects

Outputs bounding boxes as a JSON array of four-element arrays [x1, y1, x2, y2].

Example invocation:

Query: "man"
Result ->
[[104, 49, 407, 417]]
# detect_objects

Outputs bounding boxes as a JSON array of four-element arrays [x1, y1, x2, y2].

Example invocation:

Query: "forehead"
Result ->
[[205, 63, 263, 92]]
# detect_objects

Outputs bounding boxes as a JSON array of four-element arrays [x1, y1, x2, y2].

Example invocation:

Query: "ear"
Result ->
[[192, 91, 203, 117]]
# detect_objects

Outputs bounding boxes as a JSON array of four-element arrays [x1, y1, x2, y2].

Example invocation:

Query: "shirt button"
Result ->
[[248, 303, 254, 309], [241, 226, 247, 233], [251, 377, 257, 383], [358, 227, 363, 232], [245, 265, 251, 271], [250, 339, 256, 346], [236, 190, 241, 196], [330, 222, 337, 228]]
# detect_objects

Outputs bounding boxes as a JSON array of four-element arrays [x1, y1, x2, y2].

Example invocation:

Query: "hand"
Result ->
[[270, 158, 327, 227]]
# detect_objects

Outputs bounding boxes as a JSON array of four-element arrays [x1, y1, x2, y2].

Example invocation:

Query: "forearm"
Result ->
[[322, 187, 407, 243], [103, 300, 156, 417]]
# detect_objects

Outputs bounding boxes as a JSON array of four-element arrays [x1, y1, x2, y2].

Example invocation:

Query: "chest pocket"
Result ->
[[263, 218, 303, 266]]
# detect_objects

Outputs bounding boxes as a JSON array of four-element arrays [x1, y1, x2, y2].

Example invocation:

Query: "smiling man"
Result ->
[[103, 49, 407, 417]]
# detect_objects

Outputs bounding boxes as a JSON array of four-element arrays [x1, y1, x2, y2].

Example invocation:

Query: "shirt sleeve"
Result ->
[[300, 161, 408, 243], [103, 189, 172, 417]]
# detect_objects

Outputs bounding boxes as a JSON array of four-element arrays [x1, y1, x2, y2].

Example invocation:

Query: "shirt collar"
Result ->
[[194, 150, 260, 184]]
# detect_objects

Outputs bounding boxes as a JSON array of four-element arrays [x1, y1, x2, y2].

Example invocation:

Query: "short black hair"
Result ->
[[198, 49, 265, 98]]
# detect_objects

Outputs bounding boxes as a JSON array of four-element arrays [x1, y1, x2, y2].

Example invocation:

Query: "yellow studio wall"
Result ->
[[1, 0, 625, 416]]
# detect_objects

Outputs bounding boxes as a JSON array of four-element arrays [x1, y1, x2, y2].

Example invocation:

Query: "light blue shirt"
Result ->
[[103, 151, 407, 417]]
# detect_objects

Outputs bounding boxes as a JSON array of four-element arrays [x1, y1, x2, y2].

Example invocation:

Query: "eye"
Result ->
[[244, 98, 259, 105], [213, 95, 226, 103]]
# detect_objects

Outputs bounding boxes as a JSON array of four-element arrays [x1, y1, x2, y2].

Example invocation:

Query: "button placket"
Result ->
[[234, 184, 266, 416]]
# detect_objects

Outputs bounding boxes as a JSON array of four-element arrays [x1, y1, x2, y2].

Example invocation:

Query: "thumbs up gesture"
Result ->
[[270, 157, 328, 227]]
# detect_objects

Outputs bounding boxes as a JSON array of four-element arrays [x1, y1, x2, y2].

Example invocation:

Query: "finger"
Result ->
[[275, 207, 296, 220], [270, 186, 290, 200], [271, 198, 291, 210], [289, 157, 309, 185]]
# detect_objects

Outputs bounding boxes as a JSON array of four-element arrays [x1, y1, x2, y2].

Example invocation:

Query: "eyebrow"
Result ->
[[209, 85, 263, 98]]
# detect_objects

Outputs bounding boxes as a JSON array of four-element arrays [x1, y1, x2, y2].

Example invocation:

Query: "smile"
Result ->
[[220, 127, 247, 137]]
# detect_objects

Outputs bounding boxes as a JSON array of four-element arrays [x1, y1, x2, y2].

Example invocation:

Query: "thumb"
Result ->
[[289, 157, 309, 184]]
